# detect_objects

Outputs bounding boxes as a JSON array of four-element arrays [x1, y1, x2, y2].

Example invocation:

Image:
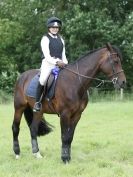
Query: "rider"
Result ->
[[33, 16, 68, 112]]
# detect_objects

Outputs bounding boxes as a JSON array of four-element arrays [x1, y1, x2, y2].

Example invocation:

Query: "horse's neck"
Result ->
[[74, 51, 102, 91], [80, 52, 101, 74], [62, 49, 105, 95]]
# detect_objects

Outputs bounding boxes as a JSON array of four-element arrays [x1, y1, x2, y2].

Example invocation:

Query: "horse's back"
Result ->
[[16, 69, 39, 87]]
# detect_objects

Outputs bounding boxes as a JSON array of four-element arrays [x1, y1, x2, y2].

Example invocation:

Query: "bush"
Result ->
[[0, 90, 13, 104], [0, 69, 19, 94]]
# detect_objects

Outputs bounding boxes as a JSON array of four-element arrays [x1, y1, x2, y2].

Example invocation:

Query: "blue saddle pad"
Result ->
[[26, 73, 40, 98], [26, 67, 60, 98]]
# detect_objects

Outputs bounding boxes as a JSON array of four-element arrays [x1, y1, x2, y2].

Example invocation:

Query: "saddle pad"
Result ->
[[26, 73, 40, 98], [26, 67, 60, 99]]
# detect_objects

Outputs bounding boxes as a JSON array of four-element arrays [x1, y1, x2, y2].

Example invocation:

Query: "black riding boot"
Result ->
[[33, 82, 44, 112]]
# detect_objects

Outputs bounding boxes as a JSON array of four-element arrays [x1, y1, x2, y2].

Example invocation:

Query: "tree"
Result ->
[[0, 0, 133, 92]]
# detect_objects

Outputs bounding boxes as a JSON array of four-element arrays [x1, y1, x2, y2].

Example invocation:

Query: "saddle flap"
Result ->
[[46, 68, 60, 99]]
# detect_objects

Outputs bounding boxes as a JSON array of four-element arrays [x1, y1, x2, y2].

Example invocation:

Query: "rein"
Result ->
[[64, 66, 112, 88], [63, 52, 124, 87]]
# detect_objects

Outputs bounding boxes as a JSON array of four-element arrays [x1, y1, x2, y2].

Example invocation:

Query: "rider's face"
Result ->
[[49, 27, 59, 35]]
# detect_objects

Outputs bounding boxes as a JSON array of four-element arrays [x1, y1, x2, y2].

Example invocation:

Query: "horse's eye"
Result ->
[[114, 57, 120, 64], [114, 60, 119, 64]]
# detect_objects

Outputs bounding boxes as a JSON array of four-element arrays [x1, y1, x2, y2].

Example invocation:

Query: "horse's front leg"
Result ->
[[30, 113, 43, 158], [60, 113, 81, 163], [61, 126, 74, 163]]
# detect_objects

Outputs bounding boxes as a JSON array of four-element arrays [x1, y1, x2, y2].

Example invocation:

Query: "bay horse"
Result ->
[[12, 43, 126, 163]]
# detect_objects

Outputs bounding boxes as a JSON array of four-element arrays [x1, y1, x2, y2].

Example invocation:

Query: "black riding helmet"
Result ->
[[47, 17, 62, 28]]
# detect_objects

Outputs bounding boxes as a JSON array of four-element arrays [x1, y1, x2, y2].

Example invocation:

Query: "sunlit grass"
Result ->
[[0, 101, 133, 177]]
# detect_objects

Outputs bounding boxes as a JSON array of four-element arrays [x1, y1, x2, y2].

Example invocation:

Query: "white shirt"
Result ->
[[41, 33, 68, 65]]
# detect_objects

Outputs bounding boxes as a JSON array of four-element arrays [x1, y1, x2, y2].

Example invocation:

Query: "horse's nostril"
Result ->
[[121, 80, 126, 88], [123, 80, 126, 85]]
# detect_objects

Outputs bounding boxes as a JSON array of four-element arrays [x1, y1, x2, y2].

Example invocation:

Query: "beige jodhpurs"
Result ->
[[39, 59, 56, 86]]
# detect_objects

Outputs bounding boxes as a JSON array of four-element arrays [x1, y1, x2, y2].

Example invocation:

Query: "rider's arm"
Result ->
[[61, 38, 68, 64]]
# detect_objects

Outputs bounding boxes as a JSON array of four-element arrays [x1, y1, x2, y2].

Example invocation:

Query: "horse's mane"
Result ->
[[76, 47, 102, 62], [72, 45, 123, 63]]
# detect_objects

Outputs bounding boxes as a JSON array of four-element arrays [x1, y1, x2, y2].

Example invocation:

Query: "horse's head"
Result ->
[[99, 43, 126, 89]]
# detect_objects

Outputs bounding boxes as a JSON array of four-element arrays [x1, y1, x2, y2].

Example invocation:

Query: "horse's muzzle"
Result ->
[[120, 80, 126, 89], [113, 78, 126, 89]]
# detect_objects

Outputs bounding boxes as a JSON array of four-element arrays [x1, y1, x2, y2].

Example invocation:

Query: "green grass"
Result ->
[[1, 101, 133, 177]]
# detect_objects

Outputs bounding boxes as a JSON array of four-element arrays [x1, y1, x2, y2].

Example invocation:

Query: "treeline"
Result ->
[[0, 0, 133, 93]]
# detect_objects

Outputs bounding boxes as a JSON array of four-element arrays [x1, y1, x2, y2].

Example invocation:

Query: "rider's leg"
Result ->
[[33, 60, 55, 112], [33, 82, 44, 112]]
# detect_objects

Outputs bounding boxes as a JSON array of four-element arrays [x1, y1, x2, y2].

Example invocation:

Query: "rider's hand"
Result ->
[[56, 61, 66, 68]]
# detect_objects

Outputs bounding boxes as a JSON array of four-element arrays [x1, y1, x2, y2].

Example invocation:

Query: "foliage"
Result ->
[[0, 0, 133, 92], [0, 65, 19, 93], [0, 90, 13, 104]]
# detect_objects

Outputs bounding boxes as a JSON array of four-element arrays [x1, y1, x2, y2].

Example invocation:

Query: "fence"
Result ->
[[88, 87, 132, 102]]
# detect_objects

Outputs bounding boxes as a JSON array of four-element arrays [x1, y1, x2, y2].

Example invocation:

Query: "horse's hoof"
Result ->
[[62, 157, 71, 164], [33, 151, 43, 159], [63, 160, 70, 164], [15, 154, 20, 160]]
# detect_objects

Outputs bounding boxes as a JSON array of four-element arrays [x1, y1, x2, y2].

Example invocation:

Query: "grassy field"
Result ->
[[0, 101, 133, 177]]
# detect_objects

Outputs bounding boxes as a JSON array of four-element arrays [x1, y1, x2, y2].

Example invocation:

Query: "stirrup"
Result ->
[[33, 102, 42, 112]]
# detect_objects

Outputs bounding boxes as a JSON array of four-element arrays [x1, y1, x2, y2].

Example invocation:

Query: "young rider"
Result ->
[[33, 17, 68, 112]]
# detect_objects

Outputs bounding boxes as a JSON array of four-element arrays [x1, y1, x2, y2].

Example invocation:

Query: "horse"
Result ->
[[12, 43, 126, 163]]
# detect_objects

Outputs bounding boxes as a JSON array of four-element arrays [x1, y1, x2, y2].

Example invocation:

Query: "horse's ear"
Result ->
[[106, 42, 113, 52]]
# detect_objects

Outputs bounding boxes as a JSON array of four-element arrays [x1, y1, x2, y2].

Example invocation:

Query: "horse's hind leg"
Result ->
[[12, 108, 24, 159]]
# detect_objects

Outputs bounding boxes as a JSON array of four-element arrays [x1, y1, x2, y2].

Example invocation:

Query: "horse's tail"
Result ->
[[24, 106, 53, 136]]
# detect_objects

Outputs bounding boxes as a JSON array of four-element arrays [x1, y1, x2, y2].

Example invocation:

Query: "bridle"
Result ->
[[107, 52, 124, 85], [64, 51, 124, 87]]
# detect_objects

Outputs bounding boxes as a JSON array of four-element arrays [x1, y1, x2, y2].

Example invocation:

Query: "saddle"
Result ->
[[26, 67, 60, 100]]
